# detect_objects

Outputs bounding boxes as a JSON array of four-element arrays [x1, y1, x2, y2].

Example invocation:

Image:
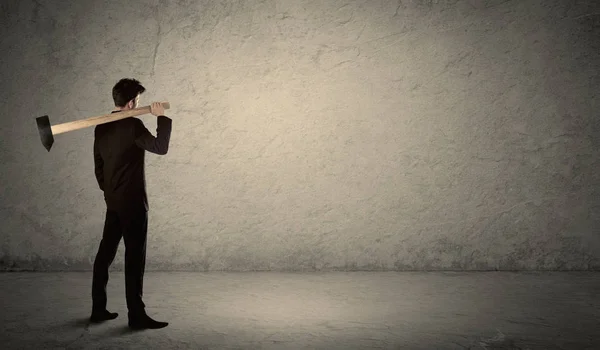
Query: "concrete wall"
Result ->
[[1, 0, 598, 271]]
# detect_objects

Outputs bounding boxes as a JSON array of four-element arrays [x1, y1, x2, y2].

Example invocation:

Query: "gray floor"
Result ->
[[1, 271, 598, 349]]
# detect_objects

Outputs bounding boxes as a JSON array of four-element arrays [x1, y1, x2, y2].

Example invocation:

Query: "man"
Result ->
[[90, 78, 172, 330]]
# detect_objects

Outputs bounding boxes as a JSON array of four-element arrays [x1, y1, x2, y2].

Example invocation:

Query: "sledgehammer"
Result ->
[[36, 102, 170, 151]]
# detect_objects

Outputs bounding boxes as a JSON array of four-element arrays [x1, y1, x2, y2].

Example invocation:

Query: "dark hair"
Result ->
[[112, 78, 146, 107]]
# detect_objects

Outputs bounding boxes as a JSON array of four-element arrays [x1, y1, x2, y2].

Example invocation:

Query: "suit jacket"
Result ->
[[94, 111, 172, 213]]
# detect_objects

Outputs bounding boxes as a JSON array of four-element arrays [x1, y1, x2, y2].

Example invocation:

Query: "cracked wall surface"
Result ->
[[0, 0, 599, 271]]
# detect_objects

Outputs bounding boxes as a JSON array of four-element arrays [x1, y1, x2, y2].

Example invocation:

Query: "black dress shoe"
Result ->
[[128, 314, 169, 330], [89, 310, 119, 323]]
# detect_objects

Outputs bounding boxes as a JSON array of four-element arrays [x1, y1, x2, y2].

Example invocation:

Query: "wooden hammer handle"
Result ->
[[51, 102, 170, 135]]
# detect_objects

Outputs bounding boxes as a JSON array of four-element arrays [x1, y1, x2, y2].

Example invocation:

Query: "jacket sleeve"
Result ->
[[93, 132, 104, 191], [134, 116, 172, 155]]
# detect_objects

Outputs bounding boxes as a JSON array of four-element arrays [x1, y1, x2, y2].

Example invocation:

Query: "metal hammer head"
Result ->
[[36, 115, 54, 152]]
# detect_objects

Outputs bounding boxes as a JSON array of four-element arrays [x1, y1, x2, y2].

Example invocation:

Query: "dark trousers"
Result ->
[[92, 208, 148, 316]]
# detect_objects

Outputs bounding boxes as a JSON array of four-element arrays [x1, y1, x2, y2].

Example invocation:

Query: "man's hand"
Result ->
[[150, 102, 165, 116]]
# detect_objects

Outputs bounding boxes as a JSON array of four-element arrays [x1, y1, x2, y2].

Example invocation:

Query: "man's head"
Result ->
[[112, 78, 146, 110]]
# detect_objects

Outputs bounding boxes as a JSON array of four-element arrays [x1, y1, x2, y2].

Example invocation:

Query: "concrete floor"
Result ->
[[0, 272, 598, 349]]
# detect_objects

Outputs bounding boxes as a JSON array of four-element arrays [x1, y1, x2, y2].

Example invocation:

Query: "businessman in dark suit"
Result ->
[[90, 78, 172, 330]]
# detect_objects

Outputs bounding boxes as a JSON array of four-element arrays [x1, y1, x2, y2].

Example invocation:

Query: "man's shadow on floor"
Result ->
[[104, 325, 145, 336], [68, 317, 90, 329], [67, 317, 145, 336]]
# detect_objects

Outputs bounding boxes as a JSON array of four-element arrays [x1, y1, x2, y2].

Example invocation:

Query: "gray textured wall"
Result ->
[[1, 0, 598, 271]]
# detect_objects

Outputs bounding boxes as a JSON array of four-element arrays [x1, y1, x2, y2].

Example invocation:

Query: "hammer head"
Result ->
[[36, 115, 54, 152]]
